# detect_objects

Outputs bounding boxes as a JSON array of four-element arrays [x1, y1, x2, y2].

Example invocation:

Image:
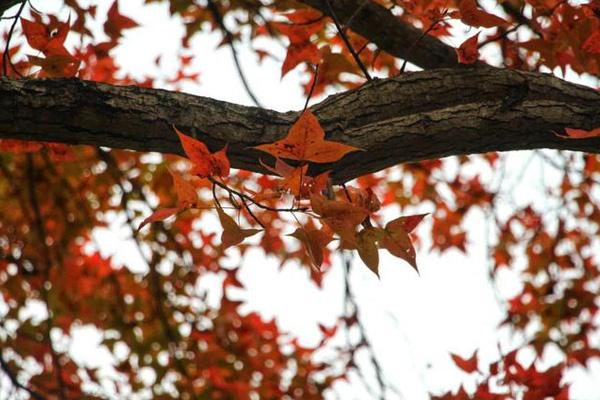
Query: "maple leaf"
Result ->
[[380, 214, 427, 272], [282, 42, 320, 78], [451, 351, 479, 373], [255, 111, 360, 163], [310, 194, 368, 244], [261, 158, 330, 198], [28, 54, 80, 78], [104, 1, 138, 39], [136, 208, 179, 233], [458, 0, 508, 28], [356, 227, 385, 276], [175, 127, 230, 178], [559, 127, 600, 139], [456, 32, 480, 64], [217, 207, 262, 249], [169, 169, 198, 208], [21, 16, 71, 55], [288, 227, 332, 268], [582, 31, 600, 55]]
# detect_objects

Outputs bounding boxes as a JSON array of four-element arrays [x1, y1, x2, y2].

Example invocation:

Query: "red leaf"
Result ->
[[281, 42, 320, 77], [456, 33, 480, 64], [136, 208, 179, 233], [582, 31, 600, 55], [560, 127, 600, 139], [458, 0, 508, 28], [105, 1, 138, 38], [451, 351, 478, 373]]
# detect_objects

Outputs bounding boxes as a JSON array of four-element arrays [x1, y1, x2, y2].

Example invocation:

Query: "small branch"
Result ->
[[324, 0, 372, 81], [206, 0, 263, 107], [342, 252, 387, 400], [2, 0, 26, 77], [209, 177, 307, 213], [0, 348, 47, 400]]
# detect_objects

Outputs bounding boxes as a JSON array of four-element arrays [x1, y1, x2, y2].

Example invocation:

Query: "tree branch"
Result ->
[[299, 0, 460, 69], [2, 67, 600, 183]]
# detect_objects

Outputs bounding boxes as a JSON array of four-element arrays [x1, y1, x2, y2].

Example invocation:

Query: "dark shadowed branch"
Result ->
[[1, 67, 600, 183]]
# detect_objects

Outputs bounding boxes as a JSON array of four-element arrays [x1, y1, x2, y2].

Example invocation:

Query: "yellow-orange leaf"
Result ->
[[382, 216, 424, 272], [169, 169, 198, 208], [217, 208, 261, 249], [356, 227, 384, 276], [288, 228, 333, 269], [310, 194, 368, 244], [255, 111, 360, 163]]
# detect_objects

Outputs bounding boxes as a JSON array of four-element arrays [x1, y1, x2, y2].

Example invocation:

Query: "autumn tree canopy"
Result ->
[[1, 0, 599, 399]]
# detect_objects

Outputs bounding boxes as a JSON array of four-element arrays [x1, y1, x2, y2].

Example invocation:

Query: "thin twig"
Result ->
[[26, 155, 67, 400], [400, 15, 446, 73], [303, 64, 320, 112], [209, 177, 307, 213], [324, 0, 372, 81], [0, 347, 47, 400], [342, 252, 387, 400], [2, 0, 26, 77], [206, 0, 263, 107]]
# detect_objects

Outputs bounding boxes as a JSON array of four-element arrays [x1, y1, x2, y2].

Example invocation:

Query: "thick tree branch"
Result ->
[[2, 67, 600, 183], [299, 0, 460, 69]]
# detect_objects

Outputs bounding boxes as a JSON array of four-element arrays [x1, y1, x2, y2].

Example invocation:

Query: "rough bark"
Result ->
[[2, 67, 600, 183], [299, 0, 460, 69]]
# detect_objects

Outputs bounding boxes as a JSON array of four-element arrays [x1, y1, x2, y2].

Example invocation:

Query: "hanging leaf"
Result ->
[[381, 214, 426, 272], [136, 208, 179, 233], [288, 227, 332, 268], [356, 227, 384, 276], [169, 169, 198, 208], [217, 207, 261, 249]]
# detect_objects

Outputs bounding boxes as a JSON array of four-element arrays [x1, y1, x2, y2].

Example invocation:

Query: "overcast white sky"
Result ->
[[3, 0, 600, 399]]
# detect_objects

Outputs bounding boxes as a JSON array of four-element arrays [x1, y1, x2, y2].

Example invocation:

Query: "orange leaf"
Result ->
[[281, 42, 320, 77], [136, 208, 179, 233], [561, 127, 600, 139], [217, 208, 261, 249], [458, 0, 508, 28], [310, 194, 368, 243], [288, 227, 332, 268], [381, 217, 421, 272], [385, 214, 428, 233], [451, 352, 479, 373], [356, 227, 384, 276], [169, 170, 198, 208], [456, 33, 480, 64], [28, 54, 80, 78], [255, 111, 360, 163], [175, 127, 230, 178]]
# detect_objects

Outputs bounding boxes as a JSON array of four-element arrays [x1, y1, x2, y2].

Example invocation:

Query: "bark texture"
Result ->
[[2, 67, 600, 183], [299, 0, 460, 69]]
